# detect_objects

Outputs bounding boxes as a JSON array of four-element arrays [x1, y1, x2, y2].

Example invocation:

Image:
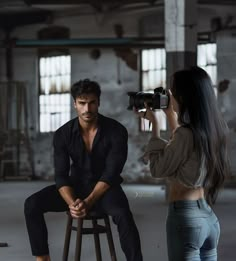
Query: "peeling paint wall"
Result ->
[[1, 5, 236, 181], [217, 30, 236, 175]]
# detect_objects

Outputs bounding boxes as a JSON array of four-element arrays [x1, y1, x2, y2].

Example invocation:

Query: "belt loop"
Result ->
[[168, 202, 174, 212], [197, 200, 201, 208], [172, 202, 176, 210]]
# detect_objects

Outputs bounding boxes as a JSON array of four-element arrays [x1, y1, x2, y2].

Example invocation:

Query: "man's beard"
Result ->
[[81, 112, 97, 122]]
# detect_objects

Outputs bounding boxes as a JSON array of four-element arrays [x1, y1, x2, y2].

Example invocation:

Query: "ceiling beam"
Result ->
[[198, 0, 236, 5], [24, 0, 161, 6], [0, 10, 53, 31]]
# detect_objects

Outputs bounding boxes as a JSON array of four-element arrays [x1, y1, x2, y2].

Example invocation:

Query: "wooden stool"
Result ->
[[63, 211, 117, 261]]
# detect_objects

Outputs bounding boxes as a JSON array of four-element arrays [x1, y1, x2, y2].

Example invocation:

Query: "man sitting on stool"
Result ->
[[24, 79, 143, 261]]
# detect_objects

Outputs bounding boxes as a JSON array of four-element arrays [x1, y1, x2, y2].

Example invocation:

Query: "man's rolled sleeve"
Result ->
[[53, 130, 71, 189], [99, 127, 128, 186]]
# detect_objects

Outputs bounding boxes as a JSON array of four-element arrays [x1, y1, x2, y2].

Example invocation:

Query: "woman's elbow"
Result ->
[[149, 156, 170, 178], [149, 163, 163, 178]]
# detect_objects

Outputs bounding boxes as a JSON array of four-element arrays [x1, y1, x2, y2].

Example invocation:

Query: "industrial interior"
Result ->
[[0, 0, 236, 260]]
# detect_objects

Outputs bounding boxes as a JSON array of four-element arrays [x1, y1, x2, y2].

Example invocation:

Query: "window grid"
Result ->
[[39, 55, 71, 133], [197, 43, 217, 96], [141, 48, 167, 132]]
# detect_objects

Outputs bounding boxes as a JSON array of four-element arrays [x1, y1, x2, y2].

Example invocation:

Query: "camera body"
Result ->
[[127, 87, 169, 110]]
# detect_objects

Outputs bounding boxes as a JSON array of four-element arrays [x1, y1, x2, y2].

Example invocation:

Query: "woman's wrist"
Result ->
[[166, 111, 178, 132], [151, 121, 160, 137], [165, 110, 177, 119]]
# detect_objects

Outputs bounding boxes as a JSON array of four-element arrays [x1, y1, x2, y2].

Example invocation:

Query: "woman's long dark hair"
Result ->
[[171, 66, 230, 205]]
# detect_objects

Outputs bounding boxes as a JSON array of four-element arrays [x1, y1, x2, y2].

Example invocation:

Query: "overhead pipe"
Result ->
[[0, 33, 211, 48], [0, 37, 165, 48]]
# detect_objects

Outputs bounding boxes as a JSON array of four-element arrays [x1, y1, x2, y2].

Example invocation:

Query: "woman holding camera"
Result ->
[[137, 66, 230, 261]]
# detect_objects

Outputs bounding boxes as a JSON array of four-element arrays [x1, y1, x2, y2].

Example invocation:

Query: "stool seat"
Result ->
[[63, 210, 117, 261], [82, 210, 107, 218]]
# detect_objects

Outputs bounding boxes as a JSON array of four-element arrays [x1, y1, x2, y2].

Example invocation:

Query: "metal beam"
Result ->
[[0, 34, 211, 49], [24, 0, 161, 5], [0, 10, 52, 31], [0, 37, 164, 48]]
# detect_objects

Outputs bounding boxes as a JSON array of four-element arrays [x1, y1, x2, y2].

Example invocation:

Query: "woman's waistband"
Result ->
[[168, 198, 209, 210]]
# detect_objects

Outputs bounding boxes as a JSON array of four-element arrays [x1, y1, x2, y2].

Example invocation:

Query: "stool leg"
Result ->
[[75, 218, 83, 261], [92, 219, 102, 261], [62, 215, 73, 261], [104, 216, 117, 261]]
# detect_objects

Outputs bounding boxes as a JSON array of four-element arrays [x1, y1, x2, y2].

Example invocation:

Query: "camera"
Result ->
[[127, 87, 169, 110]]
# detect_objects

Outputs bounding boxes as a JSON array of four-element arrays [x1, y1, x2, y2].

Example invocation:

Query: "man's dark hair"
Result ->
[[71, 79, 101, 101]]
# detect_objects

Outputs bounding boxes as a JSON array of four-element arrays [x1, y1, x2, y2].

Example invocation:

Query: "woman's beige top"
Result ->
[[146, 126, 207, 188]]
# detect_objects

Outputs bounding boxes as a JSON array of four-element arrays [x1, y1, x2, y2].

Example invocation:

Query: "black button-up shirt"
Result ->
[[53, 114, 128, 191]]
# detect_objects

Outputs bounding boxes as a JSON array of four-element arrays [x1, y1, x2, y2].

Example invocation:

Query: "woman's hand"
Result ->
[[133, 104, 160, 137], [163, 90, 179, 132], [133, 104, 156, 124], [163, 90, 175, 115]]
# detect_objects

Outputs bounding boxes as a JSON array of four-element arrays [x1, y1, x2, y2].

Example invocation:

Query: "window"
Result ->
[[39, 55, 71, 132], [197, 43, 217, 96], [141, 48, 167, 132], [140, 43, 217, 132]]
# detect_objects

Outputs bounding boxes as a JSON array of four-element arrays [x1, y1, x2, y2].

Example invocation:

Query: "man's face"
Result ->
[[74, 93, 99, 123]]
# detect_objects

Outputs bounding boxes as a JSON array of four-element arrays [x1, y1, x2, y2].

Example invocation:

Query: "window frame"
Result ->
[[38, 50, 71, 133], [139, 47, 167, 132]]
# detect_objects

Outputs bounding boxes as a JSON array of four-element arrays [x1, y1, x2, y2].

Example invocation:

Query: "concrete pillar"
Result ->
[[165, 0, 198, 87]]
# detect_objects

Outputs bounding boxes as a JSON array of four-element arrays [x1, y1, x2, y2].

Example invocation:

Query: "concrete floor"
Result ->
[[0, 181, 235, 261]]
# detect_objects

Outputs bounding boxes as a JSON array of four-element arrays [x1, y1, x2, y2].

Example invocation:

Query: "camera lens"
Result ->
[[127, 88, 169, 110]]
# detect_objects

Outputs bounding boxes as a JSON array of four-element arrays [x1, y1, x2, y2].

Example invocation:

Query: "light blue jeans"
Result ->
[[166, 199, 220, 261]]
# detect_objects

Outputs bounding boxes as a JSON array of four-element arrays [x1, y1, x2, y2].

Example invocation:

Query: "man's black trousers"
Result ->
[[24, 184, 143, 261]]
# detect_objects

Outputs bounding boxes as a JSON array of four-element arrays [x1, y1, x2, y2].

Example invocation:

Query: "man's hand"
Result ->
[[69, 199, 88, 218], [68, 182, 110, 219]]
